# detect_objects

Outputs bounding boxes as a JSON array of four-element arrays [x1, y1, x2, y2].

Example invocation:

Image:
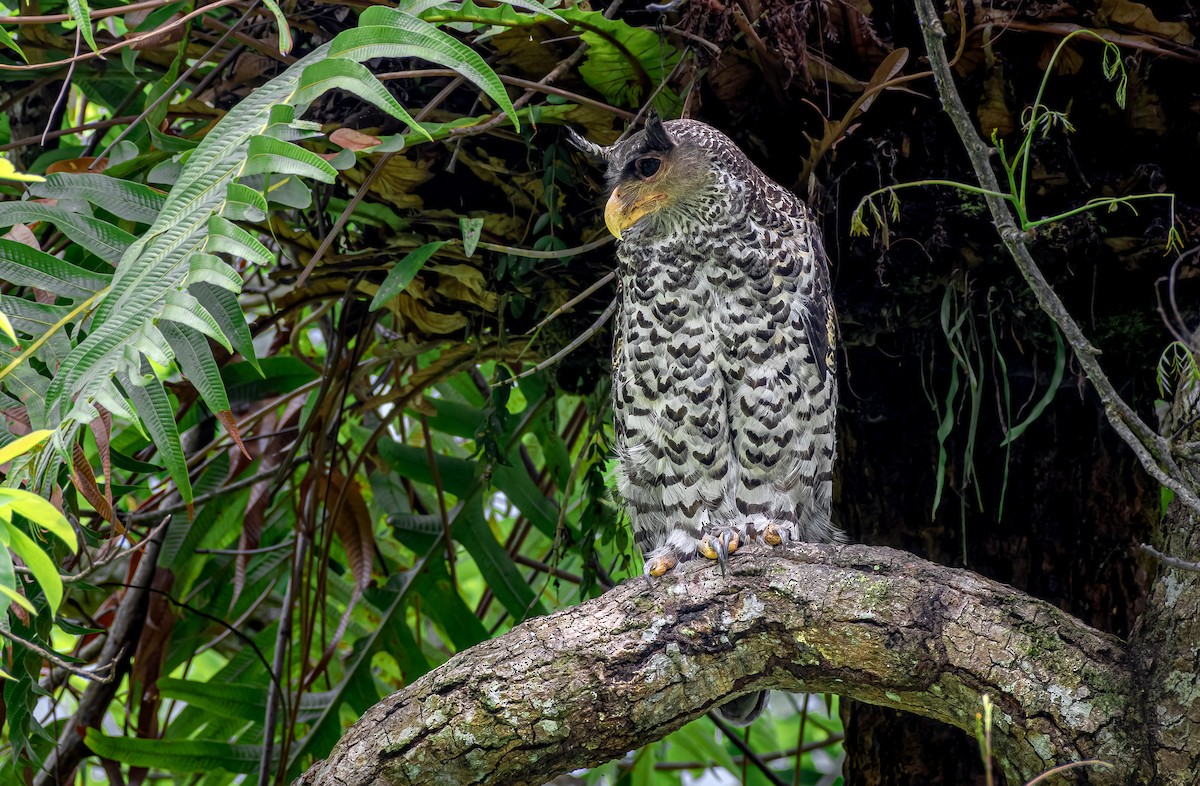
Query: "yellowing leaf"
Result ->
[[0, 157, 45, 183], [0, 429, 52, 466]]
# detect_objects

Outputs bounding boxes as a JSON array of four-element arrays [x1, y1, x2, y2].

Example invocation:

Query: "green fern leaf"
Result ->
[[334, 9, 518, 128], [160, 322, 232, 415], [0, 240, 111, 300], [119, 367, 192, 504], [29, 173, 166, 224]]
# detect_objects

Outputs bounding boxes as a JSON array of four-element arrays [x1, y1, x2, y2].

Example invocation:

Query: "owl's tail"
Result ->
[[715, 690, 769, 726]]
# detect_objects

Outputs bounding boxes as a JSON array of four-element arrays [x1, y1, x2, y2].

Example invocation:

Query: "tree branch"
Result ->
[[912, 0, 1200, 516], [296, 545, 1136, 786]]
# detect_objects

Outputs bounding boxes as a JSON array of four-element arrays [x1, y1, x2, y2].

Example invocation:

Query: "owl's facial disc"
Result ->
[[603, 116, 711, 239]]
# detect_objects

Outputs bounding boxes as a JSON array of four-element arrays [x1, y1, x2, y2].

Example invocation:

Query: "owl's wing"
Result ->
[[728, 201, 840, 543]]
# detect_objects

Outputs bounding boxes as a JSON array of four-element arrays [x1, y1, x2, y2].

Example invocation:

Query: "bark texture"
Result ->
[[297, 544, 1134, 786]]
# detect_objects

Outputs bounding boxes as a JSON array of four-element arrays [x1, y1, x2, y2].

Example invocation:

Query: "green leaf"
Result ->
[[84, 730, 266, 774], [664, 721, 739, 776], [4, 523, 65, 614], [459, 217, 483, 257], [411, 557, 488, 648], [67, 0, 99, 54], [0, 428, 51, 466], [161, 322, 231, 415], [221, 357, 318, 401], [0, 535, 36, 615], [456, 505, 548, 620], [119, 369, 193, 505], [0, 488, 77, 552], [221, 183, 268, 223], [0, 203, 134, 265], [0, 238, 112, 300], [157, 678, 266, 722], [0, 311, 16, 346], [1000, 327, 1066, 447], [369, 241, 448, 311], [184, 253, 243, 294], [0, 26, 28, 63], [205, 214, 273, 267], [29, 173, 166, 224], [161, 289, 233, 350], [0, 295, 74, 343], [259, 0, 294, 55], [242, 135, 338, 182], [332, 12, 518, 129], [561, 8, 680, 108], [294, 58, 429, 141], [193, 283, 258, 372]]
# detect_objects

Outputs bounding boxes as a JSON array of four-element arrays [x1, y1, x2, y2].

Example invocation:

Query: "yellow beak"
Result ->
[[604, 186, 666, 240]]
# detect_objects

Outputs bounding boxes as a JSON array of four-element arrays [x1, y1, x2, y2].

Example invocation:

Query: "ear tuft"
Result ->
[[565, 127, 611, 163], [644, 112, 673, 152]]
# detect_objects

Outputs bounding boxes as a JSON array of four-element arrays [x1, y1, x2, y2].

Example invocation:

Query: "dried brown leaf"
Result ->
[[1098, 0, 1195, 45], [330, 128, 382, 151]]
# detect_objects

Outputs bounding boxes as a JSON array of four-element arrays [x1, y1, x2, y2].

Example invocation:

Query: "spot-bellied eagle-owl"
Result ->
[[570, 116, 840, 726]]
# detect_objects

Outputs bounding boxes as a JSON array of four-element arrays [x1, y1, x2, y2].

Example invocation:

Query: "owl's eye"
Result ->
[[635, 157, 662, 178]]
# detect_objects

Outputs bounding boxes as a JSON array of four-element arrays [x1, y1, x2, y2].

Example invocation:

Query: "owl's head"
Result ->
[[568, 115, 742, 240]]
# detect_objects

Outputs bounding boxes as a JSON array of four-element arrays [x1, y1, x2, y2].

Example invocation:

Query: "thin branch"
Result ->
[[501, 296, 618, 385], [0, 0, 182, 25], [66, 516, 171, 584], [1140, 543, 1200, 573], [1, 628, 115, 684], [912, 0, 1200, 514], [0, 0, 246, 72], [529, 271, 616, 334]]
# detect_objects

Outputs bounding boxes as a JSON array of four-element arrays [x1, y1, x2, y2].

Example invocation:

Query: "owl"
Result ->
[[571, 115, 840, 725]]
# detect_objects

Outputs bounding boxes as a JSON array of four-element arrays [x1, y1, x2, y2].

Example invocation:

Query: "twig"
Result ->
[[42, 28, 81, 146], [529, 270, 616, 334], [0, 0, 245, 72], [1, 628, 115, 684], [513, 554, 582, 584], [0, 0, 179, 25], [1140, 543, 1200, 574], [1024, 759, 1112, 786], [913, 0, 1200, 515], [475, 235, 612, 259], [66, 516, 171, 584], [710, 713, 790, 786], [126, 457, 309, 522], [377, 68, 635, 120], [499, 295, 618, 385]]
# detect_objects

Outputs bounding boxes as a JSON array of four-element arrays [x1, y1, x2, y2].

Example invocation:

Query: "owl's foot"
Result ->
[[763, 522, 783, 546], [698, 529, 740, 575], [644, 550, 679, 586]]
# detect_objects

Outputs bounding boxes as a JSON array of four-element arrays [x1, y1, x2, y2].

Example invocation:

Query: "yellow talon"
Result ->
[[648, 554, 677, 577], [699, 532, 740, 561], [763, 523, 782, 546]]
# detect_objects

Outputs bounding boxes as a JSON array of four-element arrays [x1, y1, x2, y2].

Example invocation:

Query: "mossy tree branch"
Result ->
[[296, 545, 1135, 786]]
